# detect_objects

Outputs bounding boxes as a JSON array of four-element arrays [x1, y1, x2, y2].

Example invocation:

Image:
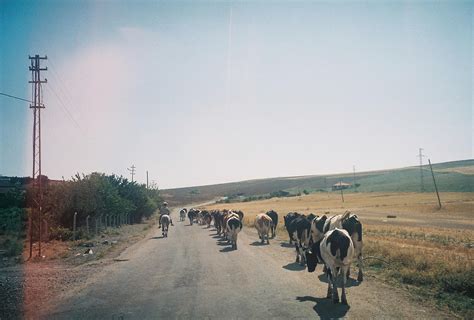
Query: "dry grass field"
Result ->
[[202, 192, 474, 317]]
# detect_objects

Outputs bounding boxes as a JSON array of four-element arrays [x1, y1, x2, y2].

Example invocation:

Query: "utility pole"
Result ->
[[29, 54, 47, 258], [127, 164, 136, 182], [418, 148, 425, 192], [428, 159, 442, 209], [146, 171, 149, 189], [324, 177, 329, 198], [340, 181, 345, 203], [353, 165, 357, 192]]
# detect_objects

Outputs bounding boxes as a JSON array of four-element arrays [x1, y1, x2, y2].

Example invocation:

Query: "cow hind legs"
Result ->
[[341, 281, 348, 305], [332, 280, 339, 304]]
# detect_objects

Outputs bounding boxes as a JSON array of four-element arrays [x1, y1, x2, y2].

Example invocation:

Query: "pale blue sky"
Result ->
[[0, 0, 472, 188]]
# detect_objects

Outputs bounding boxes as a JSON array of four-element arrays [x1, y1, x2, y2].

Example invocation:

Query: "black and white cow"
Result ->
[[226, 214, 243, 250], [305, 213, 317, 223], [311, 211, 364, 281], [265, 210, 278, 238], [306, 228, 354, 305], [187, 208, 199, 226], [179, 208, 187, 221], [202, 210, 212, 228], [213, 211, 224, 235], [288, 215, 314, 265], [234, 210, 244, 221], [284, 212, 301, 244]]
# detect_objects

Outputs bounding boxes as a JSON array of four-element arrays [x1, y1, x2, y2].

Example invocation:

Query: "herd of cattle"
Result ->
[[177, 207, 363, 305]]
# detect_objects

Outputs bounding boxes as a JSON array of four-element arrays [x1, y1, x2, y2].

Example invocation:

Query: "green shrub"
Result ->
[[49, 227, 73, 241], [2, 238, 23, 257]]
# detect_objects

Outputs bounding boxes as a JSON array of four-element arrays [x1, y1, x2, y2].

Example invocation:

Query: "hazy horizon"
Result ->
[[1, 1, 472, 189]]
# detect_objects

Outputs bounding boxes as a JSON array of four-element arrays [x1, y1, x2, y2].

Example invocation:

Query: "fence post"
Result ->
[[86, 215, 90, 234], [73, 212, 78, 241]]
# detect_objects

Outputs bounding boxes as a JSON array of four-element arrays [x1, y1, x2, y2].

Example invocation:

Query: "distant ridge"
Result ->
[[161, 159, 474, 205]]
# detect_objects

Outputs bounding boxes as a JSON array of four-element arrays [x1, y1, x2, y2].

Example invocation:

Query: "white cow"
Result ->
[[306, 228, 354, 305], [254, 213, 273, 244]]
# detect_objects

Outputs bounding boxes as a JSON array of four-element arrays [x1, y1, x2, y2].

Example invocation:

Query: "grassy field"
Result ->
[[162, 159, 474, 205], [202, 192, 474, 317]]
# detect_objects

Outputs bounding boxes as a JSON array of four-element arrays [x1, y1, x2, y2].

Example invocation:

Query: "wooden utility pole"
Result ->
[[428, 159, 442, 209], [418, 148, 425, 192], [353, 165, 357, 192], [340, 181, 345, 203]]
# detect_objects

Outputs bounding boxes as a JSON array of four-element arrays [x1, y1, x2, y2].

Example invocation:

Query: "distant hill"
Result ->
[[161, 159, 474, 205]]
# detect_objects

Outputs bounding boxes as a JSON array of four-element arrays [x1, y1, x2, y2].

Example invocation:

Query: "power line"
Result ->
[[48, 61, 82, 115], [44, 84, 82, 131], [0, 92, 35, 104]]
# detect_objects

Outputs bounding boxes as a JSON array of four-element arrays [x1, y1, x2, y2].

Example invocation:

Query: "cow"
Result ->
[[160, 215, 171, 238], [265, 210, 278, 238], [305, 213, 317, 223], [179, 208, 187, 222], [203, 210, 212, 228], [288, 215, 313, 265], [311, 211, 364, 281], [234, 210, 244, 221], [254, 213, 273, 244], [284, 212, 301, 244], [222, 210, 238, 241], [305, 228, 355, 305], [213, 211, 224, 235], [226, 215, 243, 250], [187, 208, 199, 225]]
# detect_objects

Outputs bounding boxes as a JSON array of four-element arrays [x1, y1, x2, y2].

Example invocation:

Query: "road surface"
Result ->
[[42, 208, 450, 319]]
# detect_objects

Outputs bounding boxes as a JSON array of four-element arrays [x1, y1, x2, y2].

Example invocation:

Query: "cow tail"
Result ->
[[356, 221, 362, 242]]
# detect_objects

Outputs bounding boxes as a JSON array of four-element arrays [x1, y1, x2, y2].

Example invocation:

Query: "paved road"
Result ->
[[42, 208, 449, 319]]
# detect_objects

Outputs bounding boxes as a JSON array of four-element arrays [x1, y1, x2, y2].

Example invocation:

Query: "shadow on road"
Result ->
[[216, 240, 229, 246], [280, 242, 294, 248], [219, 246, 235, 253], [317, 274, 361, 288], [211, 235, 221, 239], [296, 296, 350, 319], [150, 236, 164, 239], [282, 262, 305, 271], [249, 241, 269, 246]]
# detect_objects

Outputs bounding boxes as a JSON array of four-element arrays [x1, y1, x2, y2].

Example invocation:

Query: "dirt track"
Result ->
[[39, 208, 454, 319]]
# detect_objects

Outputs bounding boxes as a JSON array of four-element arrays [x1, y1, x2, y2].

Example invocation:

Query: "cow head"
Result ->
[[305, 241, 321, 272]]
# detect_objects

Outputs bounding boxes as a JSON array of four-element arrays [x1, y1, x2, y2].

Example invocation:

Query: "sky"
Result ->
[[0, 0, 472, 189]]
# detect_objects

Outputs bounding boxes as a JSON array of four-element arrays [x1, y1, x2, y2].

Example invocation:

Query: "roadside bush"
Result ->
[[42, 172, 162, 232], [2, 237, 23, 257], [0, 207, 27, 236], [49, 227, 74, 241], [439, 270, 474, 298]]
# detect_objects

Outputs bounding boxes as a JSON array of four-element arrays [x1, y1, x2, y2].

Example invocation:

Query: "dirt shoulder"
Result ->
[[0, 218, 158, 319]]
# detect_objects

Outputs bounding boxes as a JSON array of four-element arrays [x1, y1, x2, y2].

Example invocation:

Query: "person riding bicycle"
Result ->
[[159, 202, 173, 227]]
